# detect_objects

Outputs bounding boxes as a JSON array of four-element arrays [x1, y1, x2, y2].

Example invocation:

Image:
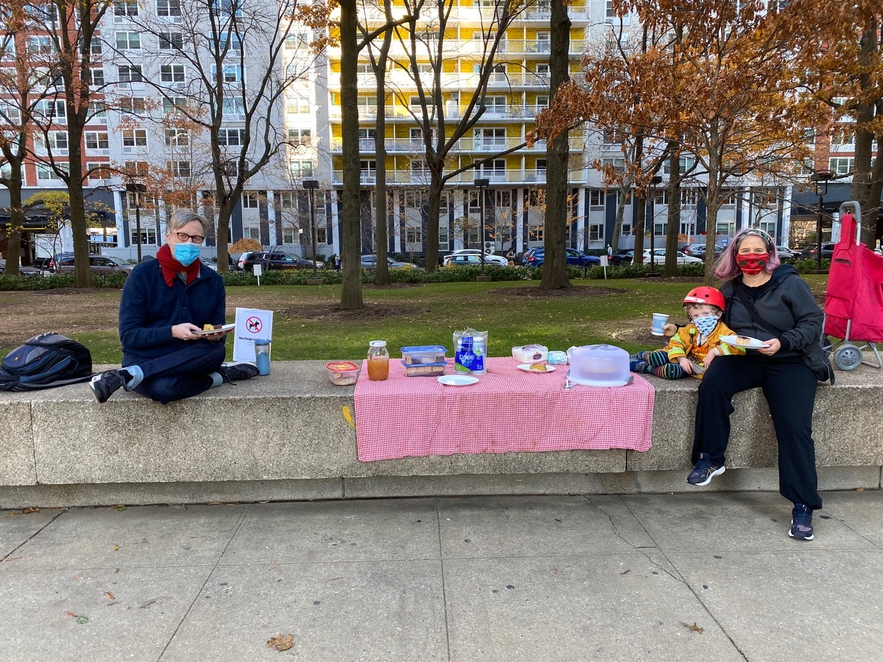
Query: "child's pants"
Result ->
[[630, 350, 688, 379]]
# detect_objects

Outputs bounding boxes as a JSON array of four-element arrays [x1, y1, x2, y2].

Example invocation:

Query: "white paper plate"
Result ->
[[720, 335, 770, 349], [438, 374, 479, 386], [517, 363, 555, 373], [194, 323, 236, 336]]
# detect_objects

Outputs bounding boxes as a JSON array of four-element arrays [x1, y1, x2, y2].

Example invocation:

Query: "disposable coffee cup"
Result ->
[[651, 313, 669, 336]]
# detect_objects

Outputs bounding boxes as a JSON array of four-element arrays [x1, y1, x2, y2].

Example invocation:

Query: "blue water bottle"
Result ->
[[254, 339, 271, 376]]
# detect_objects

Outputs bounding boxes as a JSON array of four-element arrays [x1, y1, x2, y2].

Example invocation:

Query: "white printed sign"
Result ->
[[233, 307, 274, 362]]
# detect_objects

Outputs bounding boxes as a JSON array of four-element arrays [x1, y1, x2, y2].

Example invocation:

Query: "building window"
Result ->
[[830, 126, 855, 146], [662, 156, 696, 175], [167, 160, 191, 177], [289, 160, 313, 178], [496, 190, 511, 208], [161, 64, 186, 83], [589, 190, 604, 208], [681, 189, 698, 207], [214, 64, 243, 83], [27, 36, 54, 56], [829, 157, 855, 176], [219, 34, 243, 54], [589, 222, 604, 241], [118, 65, 143, 83], [222, 98, 245, 117], [159, 32, 183, 50], [156, 0, 181, 17], [116, 32, 141, 50], [218, 128, 247, 146], [120, 97, 147, 113], [89, 68, 105, 86], [122, 129, 148, 148], [287, 97, 311, 114], [124, 160, 149, 177], [88, 163, 111, 180], [277, 191, 296, 209], [287, 128, 311, 146], [405, 226, 422, 243], [34, 131, 69, 152], [114, 0, 139, 17], [162, 96, 186, 114], [165, 128, 188, 146], [85, 132, 109, 150], [242, 192, 260, 208], [37, 165, 65, 180]]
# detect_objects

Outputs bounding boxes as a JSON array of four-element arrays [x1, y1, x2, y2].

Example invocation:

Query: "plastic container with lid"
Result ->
[[567, 344, 631, 387], [512, 344, 548, 363], [401, 345, 447, 365], [326, 361, 360, 385], [367, 340, 389, 381]]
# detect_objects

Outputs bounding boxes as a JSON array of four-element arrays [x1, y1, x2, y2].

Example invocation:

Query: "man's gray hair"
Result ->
[[167, 210, 209, 235]]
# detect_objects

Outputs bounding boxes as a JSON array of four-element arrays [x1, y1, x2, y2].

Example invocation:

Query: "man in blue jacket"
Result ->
[[89, 210, 258, 404]]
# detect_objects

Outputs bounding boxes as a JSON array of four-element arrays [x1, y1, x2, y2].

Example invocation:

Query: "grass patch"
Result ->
[[0, 275, 829, 364]]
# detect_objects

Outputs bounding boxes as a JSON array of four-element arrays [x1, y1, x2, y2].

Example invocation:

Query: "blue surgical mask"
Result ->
[[173, 243, 201, 266], [693, 315, 719, 336]]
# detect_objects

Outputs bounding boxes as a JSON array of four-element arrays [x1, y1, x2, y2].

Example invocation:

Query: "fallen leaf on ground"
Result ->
[[620, 569, 630, 575], [681, 621, 704, 634], [73, 576, 84, 581], [104, 592, 116, 601], [76, 616, 89, 625], [116, 505, 127, 511], [267, 633, 294, 651], [22, 506, 39, 514], [65, 612, 77, 618], [113, 545, 119, 551]]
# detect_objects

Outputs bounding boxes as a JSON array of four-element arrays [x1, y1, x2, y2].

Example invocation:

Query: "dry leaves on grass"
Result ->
[[267, 633, 294, 651]]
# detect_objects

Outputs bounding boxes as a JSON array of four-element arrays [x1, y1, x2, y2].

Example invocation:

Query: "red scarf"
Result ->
[[156, 244, 201, 287]]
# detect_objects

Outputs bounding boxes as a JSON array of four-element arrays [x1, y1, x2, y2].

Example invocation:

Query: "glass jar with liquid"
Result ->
[[367, 340, 389, 381]]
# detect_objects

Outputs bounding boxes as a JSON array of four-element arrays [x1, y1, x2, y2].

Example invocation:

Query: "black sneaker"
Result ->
[[89, 370, 125, 403], [687, 453, 726, 486], [218, 362, 260, 383], [788, 503, 815, 541]]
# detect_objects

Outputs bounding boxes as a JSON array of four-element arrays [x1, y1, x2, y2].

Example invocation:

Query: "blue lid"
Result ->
[[400, 360, 447, 367], [400, 345, 447, 353], [254, 339, 270, 345]]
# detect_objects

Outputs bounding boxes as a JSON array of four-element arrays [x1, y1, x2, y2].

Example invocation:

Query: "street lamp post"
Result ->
[[126, 182, 146, 262], [474, 178, 489, 275], [810, 171, 832, 271], [303, 179, 320, 278]]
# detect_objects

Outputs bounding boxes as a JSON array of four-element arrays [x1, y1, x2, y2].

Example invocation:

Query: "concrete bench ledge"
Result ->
[[1, 360, 881, 508]]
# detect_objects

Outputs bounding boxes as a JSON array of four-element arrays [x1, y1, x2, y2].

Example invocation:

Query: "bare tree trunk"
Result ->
[[340, 0, 364, 309], [371, 4, 393, 286], [664, 146, 681, 277], [540, 0, 572, 290], [852, 19, 882, 246], [1, 173, 24, 276]]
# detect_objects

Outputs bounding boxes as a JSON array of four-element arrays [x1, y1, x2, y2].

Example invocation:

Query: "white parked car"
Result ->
[[443, 249, 508, 267], [642, 249, 704, 265]]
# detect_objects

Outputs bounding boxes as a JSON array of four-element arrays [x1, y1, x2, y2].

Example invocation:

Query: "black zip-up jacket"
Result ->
[[719, 265, 824, 359]]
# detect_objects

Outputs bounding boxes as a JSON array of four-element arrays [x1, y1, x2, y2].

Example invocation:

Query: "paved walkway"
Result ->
[[2, 490, 881, 661]]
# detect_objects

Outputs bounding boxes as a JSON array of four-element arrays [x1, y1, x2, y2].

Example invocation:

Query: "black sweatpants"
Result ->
[[692, 353, 822, 510], [126, 340, 226, 405]]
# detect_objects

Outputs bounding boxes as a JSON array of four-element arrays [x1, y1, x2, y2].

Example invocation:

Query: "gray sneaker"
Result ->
[[788, 503, 815, 541], [687, 453, 725, 486]]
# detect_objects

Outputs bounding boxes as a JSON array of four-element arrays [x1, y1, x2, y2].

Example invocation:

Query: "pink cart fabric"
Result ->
[[354, 356, 654, 462]]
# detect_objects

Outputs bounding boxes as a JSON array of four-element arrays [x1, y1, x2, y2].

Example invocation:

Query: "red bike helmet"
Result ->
[[683, 286, 726, 311]]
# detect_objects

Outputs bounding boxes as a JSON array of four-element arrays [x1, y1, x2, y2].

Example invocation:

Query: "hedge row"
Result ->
[[0, 259, 830, 291]]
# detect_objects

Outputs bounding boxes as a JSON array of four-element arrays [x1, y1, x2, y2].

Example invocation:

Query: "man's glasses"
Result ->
[[174, 232, 205, 244]]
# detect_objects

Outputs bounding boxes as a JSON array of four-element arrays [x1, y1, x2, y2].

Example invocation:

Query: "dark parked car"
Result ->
[[609, 249, 637, 266], [801, 243, 836, 260], [0, 259, 43, 277], [238, 251, 324, 272], [53, 254, 134, 276], [523, 248, 601, 268], [682, 243, 724, 260]]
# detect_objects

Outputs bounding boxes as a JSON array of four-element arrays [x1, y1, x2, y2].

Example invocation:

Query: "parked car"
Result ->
[[801, 243, 836, 260], [31, 257, 54, 271], [443, 249, 508, 267], [523, 248, 601, 268], [641, 249, 703, 265], [53, 254, 134, 276], [609, 249, 637, 266], [239, 251, 324, 272], [775, 245, 797, 262], [360, 255, 418, 269], [444, 253, 501, 268], [682, 243, 724, 260], [0, 259, 43, 277]]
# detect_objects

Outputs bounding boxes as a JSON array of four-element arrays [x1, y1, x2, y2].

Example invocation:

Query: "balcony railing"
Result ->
[[328, 135, 586, 153], [331, 168, 571, 186]]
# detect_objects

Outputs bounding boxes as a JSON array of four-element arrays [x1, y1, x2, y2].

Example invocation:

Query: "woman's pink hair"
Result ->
[[714, 228, 781, 280]]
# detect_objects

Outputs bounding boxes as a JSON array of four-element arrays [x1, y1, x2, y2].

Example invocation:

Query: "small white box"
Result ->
[[511, 344, 548, 363]]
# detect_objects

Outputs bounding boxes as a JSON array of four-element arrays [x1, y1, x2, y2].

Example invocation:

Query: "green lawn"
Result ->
[[0, 275, 829, 364]]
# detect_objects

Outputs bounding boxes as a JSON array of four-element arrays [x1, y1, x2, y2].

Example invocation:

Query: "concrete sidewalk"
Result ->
[[1, 490, 881, 661]]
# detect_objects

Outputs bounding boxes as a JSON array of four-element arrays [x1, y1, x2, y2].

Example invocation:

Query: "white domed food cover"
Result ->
[[567, 344, 632, 387]]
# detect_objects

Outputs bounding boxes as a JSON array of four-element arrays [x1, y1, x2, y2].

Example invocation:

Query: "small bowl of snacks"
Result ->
[[325, 361, 360, 386]]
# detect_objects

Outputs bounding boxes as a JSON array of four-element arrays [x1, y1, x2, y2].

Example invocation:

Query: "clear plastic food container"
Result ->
[[512, 344, 548, 363], [325, 361, 360, 385], [400, 360, 447, 377], [401, 345, 447, 365]]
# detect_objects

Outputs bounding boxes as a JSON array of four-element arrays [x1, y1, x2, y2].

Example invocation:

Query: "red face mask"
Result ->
[[737, 253, 770, 275]]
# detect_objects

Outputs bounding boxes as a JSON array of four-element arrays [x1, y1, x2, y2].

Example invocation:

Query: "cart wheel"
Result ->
[[834, 344, 862, 371]]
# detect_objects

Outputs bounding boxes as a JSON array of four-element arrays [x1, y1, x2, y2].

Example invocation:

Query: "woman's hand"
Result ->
[[758, 338, 781, 356], [172, 323, 203, 340], [677, 357, 693, 374]]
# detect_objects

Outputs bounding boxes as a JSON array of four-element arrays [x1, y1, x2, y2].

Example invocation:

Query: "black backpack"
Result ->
[[0, 333, 93, 391]]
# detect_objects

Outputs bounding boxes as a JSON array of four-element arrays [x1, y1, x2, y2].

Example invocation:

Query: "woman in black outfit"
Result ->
[[688, 228, 828, 541]]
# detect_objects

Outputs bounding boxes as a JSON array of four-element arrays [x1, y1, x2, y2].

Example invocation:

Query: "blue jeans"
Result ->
[[125, 341, 226, 404]]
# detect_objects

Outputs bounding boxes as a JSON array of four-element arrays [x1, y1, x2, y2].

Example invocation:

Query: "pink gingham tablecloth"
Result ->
[[354, 356, 654, 461]]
